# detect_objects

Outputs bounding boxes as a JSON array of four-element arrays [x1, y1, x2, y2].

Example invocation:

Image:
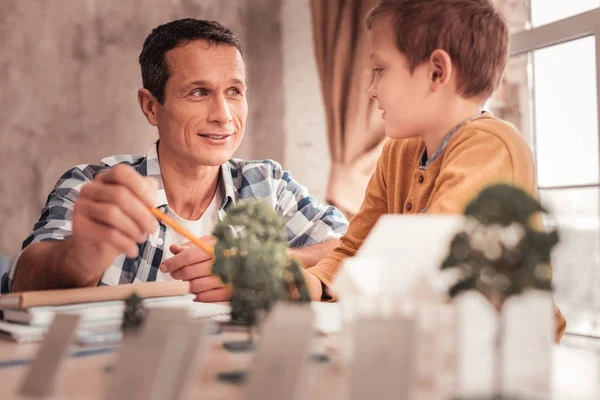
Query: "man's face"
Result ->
[[367, 20, 432, 140], [155, 40, 247, 166]]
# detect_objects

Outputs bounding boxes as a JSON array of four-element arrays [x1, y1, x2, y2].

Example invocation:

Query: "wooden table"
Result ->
[[0, 329, 599, 399]]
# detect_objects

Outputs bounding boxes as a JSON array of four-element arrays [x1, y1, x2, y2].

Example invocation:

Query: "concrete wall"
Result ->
[[282, 0, 330, 203]]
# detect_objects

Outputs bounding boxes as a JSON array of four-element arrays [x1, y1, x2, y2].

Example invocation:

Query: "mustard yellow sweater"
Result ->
[[310, 113, 567, 341]]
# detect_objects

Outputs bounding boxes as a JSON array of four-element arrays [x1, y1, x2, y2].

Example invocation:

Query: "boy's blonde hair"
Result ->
[[367, 0, 509, 100]]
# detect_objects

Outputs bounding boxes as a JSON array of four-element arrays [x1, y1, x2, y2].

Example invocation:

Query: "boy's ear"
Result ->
[[428, 49, 453, 91], [138, 88, 160, 127]]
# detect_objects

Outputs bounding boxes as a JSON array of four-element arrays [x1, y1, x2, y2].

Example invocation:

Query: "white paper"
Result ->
[[503, 290, 554, 399], [349, 316, 417, 400], [331, 215, 463, 340], [434, 304, 457, 396], [188, 301, 231, 320], [310, 302, 341, 334], [456, 292, 496, 397], [243, 303, 315, 400], [0, 320, 46, 343], [19, 314, 81, 397], [356, 214, 464, 294]]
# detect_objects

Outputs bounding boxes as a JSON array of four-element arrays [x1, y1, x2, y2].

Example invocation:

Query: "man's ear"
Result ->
[[428, 49, 453, 92], [138, 88, 160, 126]]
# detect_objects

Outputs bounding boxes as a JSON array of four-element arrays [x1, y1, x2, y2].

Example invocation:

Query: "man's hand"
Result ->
[[70, 165, 159, 286], [160, 237, 232, 302], [288, 239, 341, 269], [160, 237, 329, 302]]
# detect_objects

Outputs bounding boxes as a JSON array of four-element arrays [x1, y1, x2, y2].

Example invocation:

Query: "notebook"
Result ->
[[0, 281, 191, 309], [0, 320, 45, 343], [0, 320, 124, 345], [2, 294, 196, 327], [0, 300, 232, 344]]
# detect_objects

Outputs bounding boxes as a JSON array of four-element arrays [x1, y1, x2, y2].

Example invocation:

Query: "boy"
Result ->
[[307, 0, 566, 341]]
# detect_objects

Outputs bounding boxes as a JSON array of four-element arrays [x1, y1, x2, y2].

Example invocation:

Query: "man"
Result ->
[[8, 18, 347, 301]]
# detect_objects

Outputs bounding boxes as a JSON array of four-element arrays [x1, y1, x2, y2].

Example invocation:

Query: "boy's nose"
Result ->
[[367, 82, 377, 100]]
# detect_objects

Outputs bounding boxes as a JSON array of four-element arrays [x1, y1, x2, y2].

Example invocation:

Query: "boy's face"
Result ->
[[368, 19, 433, 140]]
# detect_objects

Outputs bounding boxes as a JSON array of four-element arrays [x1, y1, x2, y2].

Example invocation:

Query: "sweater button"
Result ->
[[406, 202, 413, 211], [418, 175, 424, 183]]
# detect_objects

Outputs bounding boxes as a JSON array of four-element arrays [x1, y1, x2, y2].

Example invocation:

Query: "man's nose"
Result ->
[[209, 95, 233, 124]]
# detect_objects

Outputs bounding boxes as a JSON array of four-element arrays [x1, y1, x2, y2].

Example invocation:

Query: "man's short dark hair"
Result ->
[[139, 18, 244, 104]]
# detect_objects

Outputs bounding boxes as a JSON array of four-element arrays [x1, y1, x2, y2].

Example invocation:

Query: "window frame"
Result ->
[[509, 8, 600, 339]]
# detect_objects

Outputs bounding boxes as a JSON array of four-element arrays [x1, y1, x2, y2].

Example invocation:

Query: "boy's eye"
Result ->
[[371, 68, 384, 83]]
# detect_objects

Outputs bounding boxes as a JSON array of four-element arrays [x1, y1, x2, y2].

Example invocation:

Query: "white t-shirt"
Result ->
[[155, 189, 222, 282]]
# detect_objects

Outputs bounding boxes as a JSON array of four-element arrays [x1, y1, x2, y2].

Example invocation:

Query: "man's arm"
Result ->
[[271, 163, 348, 250], [290, 239, 341, 301], [289, 239, 341, 268], [12, 239, 101, 292], [10, 164, 158, 292], [11, 165, 99, 292], [269, 161, 353, 301]]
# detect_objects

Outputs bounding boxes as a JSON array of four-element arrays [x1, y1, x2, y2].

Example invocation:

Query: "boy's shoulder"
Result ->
[[379, 113, 532, 170], [441, 113, 532, 161], [460, 113, 527, 148], [447, 113, 534, 168]]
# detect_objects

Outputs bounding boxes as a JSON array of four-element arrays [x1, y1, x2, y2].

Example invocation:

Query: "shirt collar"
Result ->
[[419, 111, 488, 169], [144, 142, 168, 209], [219, 161, 237, 212], [144, 141, 235, 218]]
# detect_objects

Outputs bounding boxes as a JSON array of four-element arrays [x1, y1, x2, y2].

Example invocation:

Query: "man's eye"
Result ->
[[228, 88, 242, 96], [191, 89, 208, 97]]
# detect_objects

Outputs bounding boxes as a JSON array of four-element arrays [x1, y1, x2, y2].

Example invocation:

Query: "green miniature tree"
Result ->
[[282, 257, 311, 302], [212, 200, 310, 353], [121, 292, 146, 333], [441, 184, 559, 398]]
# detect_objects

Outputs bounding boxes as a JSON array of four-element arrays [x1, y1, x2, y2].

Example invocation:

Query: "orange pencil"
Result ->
[[149, 207, 215, 258]]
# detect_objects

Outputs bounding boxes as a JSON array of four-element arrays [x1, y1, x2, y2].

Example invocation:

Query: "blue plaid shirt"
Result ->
[[8, 142, 348, 289]]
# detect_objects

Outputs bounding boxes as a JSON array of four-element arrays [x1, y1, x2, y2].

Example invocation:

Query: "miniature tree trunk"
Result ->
[[247, 324, 254, 344]]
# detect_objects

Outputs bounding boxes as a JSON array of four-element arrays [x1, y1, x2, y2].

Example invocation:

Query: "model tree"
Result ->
[[212, 200, 309, 353], [282, 257, 311, 302], [121, 293, 146, 334], [441, 184, 559, 397]]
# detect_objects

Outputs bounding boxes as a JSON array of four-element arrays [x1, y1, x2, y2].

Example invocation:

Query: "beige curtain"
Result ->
[[310, 0, 386, 218]]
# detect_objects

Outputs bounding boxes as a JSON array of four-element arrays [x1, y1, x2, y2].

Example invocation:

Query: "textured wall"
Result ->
[[0, 0, 290, 256], [246, 0, 285, 163], [282, 0, 330, 202]]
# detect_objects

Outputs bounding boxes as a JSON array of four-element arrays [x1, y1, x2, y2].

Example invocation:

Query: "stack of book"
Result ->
[[0, 281, 230, 343]]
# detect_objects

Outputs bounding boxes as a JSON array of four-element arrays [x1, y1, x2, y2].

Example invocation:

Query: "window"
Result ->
[[533, 37, 598, 188], [499, 4, 600, 338], [530, 0, 599, 28]]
